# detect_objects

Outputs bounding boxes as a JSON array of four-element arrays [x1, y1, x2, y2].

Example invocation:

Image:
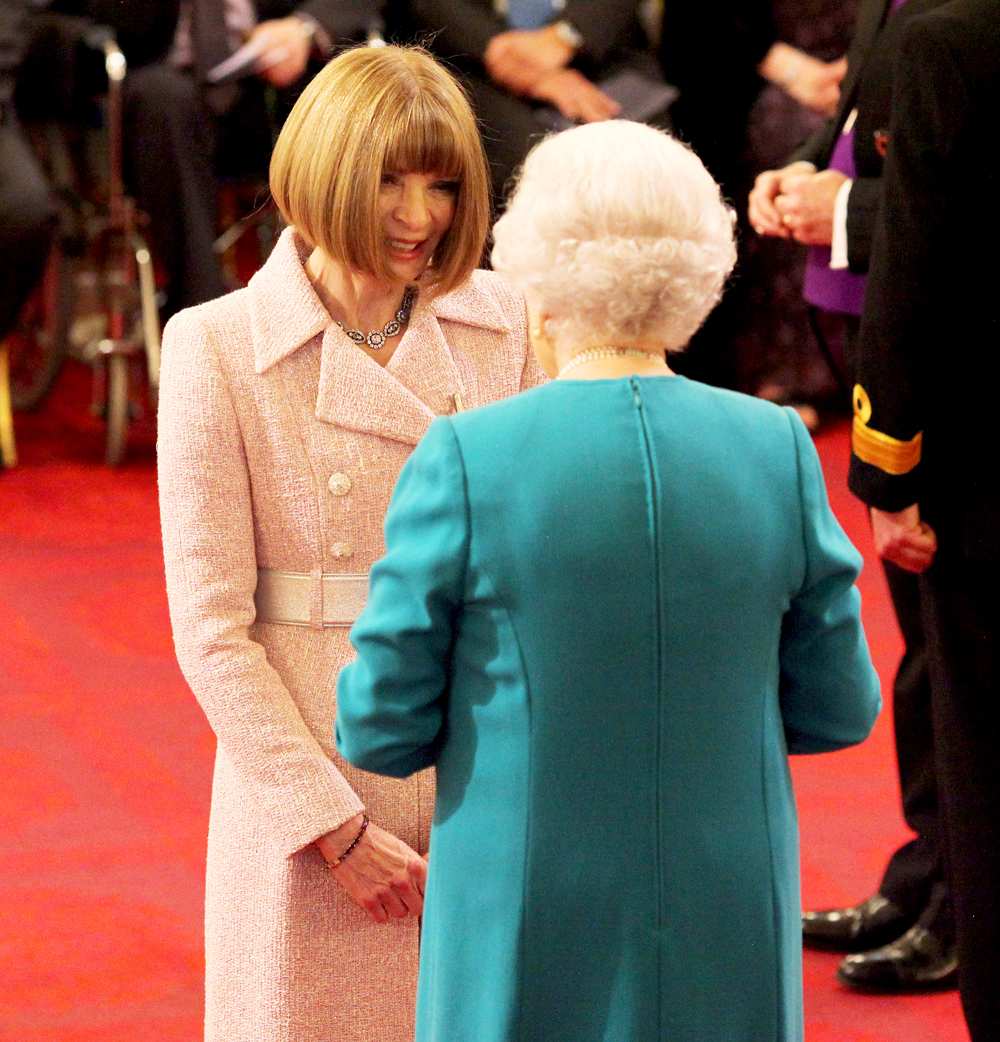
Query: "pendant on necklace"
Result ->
[[336, 286, 417, 351]]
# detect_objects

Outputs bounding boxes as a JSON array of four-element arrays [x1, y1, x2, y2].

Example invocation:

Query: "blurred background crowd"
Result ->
[[1, 0, 858, 469]]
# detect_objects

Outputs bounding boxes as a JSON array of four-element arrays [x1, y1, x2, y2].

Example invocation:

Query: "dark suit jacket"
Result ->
[[0, 0, 29, 106], [83, 0, 373, 69], [405, 0, 648, 78], [792, 0, 950, 273], [848, 0, 1000, 559]]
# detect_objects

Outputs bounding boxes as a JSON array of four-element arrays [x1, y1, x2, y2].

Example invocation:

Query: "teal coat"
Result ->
[[337, 376, 880, 1042]]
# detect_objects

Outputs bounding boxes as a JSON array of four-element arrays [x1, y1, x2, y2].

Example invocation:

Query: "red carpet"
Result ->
[[0, 361, 967, 1041]]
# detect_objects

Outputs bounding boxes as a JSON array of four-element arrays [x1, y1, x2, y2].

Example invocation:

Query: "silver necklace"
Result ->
[[336, 286, 417, 351], [558, 347, 666, 378]]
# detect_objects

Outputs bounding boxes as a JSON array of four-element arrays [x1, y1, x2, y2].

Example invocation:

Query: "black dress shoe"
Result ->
[[802, 893, 914, 952], [837, 925, 958, 993]]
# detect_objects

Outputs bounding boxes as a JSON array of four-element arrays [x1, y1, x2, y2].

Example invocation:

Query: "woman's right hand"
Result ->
[[316, 815, 428, 924]]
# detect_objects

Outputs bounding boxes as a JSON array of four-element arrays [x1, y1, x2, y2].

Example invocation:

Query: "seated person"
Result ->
[[82, 0, 375, 316], [0, 0, 56, 349], [336, 120, 881, 1042], [405, 0, 672, 205]]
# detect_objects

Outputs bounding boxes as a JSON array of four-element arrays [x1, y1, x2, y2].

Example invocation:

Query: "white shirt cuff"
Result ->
[[830, 178, 853, 269]]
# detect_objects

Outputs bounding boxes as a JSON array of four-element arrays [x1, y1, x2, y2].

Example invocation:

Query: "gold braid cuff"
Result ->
[[851, 384, 922, 476]]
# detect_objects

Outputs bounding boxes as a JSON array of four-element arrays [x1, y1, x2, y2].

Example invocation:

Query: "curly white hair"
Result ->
[[491, 120, 737, 353]]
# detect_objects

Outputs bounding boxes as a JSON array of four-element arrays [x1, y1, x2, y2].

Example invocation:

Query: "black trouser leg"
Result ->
[[0, 119, 56, 340], [922, 559, 1000, 1040], [878, 560, 953, 942], [123, 63, 225, 314]]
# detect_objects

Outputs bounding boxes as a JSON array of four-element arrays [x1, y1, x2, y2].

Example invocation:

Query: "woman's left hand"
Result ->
[[317, 820, 428, 924]]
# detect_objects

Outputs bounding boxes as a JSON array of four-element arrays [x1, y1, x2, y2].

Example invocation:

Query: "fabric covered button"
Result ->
[[331, 542, 354, 560], [328, 472, 352, 496]]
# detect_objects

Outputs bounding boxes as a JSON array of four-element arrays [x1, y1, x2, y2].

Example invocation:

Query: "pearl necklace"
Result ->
[[557, 347, 667, 378], [335, 286, 417, 351]]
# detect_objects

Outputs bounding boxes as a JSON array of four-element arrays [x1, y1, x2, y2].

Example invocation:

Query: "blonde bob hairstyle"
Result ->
[[270, 45, 491, 296], [491, 120, 737, 353]]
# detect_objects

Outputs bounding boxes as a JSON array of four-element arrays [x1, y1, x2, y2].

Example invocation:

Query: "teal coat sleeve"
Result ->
[[335, 418, 468, 778], [779, 409, 881, 753]]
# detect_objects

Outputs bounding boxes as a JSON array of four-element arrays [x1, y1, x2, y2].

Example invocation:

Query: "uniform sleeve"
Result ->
[[844, 174, 881, 273], [848, 18, 963, 510], [157, 311, 363, 857], [336, 418, 469, 778], [779, 409, 881, 754]]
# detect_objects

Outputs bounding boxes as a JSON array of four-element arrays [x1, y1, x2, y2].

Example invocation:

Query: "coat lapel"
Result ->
[[248, 228, 330, 375], [314, 325, 438, 446], [250, 229, 512, 446]]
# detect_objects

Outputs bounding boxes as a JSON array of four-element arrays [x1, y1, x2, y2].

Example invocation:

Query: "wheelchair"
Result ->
[[7, 22, 160, 466]]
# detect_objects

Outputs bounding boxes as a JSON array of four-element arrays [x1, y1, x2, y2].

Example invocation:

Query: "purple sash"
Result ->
[[802, 0, 908, 316]]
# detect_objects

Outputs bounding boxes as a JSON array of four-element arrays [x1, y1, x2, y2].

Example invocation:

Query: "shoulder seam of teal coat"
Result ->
[[431, 416, 473, 603], [784, 406, 812, 597]]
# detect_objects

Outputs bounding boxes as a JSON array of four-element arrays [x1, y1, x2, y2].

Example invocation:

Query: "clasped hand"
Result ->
[[317, 815, 427, 924], [748, 163, 846, 245], [482, 27, 619, 124], [484, 26, 573, 94]]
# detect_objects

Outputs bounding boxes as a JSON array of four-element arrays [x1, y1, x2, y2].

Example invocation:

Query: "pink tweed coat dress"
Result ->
[[157, 228, 540, 1042]]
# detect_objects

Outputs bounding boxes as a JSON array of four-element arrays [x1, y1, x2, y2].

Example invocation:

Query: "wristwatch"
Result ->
[[551, 19, 584, 52]]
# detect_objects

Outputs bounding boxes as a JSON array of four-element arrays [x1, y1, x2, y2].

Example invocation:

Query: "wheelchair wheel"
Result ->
[[8, 242, 73, 411], [104, 351, 129, 466]]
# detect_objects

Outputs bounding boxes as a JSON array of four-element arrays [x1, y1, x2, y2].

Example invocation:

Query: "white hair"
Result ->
[[491, 120, 737, 352]]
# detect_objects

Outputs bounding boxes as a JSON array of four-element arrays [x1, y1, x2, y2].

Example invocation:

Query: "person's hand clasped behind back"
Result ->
[[316, 813, 428, 924]]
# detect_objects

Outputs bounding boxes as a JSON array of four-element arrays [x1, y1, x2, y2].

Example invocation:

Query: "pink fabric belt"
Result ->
[[254, 568, 369, 629]]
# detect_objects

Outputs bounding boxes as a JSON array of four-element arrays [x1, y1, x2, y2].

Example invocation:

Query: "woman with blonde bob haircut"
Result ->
[[335, 120, 880, 1041], [270, 44, 491, 297], [157, 44, 540, 1042]]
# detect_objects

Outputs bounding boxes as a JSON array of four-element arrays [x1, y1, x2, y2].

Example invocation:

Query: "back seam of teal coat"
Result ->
[[632, 378, 665, 1041]]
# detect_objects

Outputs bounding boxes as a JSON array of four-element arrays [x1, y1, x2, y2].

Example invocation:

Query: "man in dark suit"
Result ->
[[848, 2, 1000, 1034], [750, 0, 958, 994], [406, 0, 668, 205], [0, 0, 55, 346], [661, 2, 845, 202], [660, 4, 845, 392], [84, 0, 372, 315]]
